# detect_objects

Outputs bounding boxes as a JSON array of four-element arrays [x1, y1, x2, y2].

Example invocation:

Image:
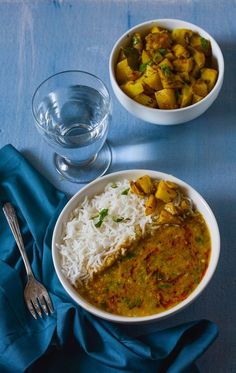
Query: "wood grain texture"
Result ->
[[0, 0, 235, 371]]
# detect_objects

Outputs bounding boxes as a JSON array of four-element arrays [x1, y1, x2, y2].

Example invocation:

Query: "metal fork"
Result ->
[[2, 202, 54, 319]]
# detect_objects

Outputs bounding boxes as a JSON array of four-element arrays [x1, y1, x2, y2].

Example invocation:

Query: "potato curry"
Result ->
[[77, 176, 211, 317], [116, 26, 218, 109]]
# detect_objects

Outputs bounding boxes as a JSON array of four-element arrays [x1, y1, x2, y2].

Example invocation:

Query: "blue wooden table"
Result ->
[[0, 0, 235, 371]]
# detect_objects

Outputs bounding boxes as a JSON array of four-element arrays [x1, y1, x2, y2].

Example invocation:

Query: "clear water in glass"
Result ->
[[36, 85, 110, 164]]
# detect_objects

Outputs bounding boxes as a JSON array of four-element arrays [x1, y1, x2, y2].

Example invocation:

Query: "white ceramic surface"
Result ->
[[109, 19, 224, 125], [52, 170, 220, 324]]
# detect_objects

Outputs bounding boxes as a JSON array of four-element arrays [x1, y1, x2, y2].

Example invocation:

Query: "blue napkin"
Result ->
[[0, 144, 218, 373]]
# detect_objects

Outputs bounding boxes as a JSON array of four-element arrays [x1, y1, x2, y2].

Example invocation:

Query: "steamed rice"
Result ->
[[58, 179, 153, 285]]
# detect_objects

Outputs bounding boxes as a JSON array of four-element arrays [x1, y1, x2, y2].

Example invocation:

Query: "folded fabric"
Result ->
[[0, 144, 218, 373]]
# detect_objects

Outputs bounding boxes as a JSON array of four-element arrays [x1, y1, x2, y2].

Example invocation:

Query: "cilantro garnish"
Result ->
[[200, 37, 209, 50], [159, 48, 167, 55], [175, 90, 180, 101], [124, 251, 136, 259], [113, 217, 124, 223], [112, 216, 131, 223], [94, 208, 109, 228], [121, 188, 130, 195], [139, 61, 152, 72], [161, 64, 172, 77], [127, 298, 142, 309], [157, 283, 172, 289]]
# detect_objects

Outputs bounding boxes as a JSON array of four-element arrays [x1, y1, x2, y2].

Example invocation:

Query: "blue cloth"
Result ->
[[0, 144, 218, 373]]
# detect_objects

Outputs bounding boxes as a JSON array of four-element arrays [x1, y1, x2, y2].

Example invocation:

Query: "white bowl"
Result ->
[[109, 19, 224, 125], [52, 170, 220, 323]]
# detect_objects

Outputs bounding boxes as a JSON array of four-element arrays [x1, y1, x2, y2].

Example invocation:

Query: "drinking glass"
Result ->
[[32, 70, 112, 183]]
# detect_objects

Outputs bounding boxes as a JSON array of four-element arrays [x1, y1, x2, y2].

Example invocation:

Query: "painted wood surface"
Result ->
[[0, 0, 235, 371]]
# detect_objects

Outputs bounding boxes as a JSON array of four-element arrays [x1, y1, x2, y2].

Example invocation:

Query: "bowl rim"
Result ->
[[109, 18, 224, 115], [52, 169, 220, 323]]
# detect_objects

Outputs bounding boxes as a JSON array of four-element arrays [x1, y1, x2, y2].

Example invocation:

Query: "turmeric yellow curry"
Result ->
[[116, 26, 218, 109], [77, 176, 211, 317]]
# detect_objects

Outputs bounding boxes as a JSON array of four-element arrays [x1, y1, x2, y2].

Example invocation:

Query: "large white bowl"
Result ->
[[109, 19, 224, 125], [52, 170, 220, 323]]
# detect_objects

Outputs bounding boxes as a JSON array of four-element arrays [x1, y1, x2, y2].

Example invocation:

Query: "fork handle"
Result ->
[[2, 202, 34, 277]]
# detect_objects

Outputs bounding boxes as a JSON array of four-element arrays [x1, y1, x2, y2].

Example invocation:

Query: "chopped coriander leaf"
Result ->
[[99, 208, 109, 219], [195, 236, 204, 244], [94, 220, 103, 228], [95, 220, 103, 228], [161, 64, 172, 77], [157, 283, 172, 289], [113, 217, 125, 223], [124, 251, 136, 259], [123, 297, 142, 308], [113, 216, 131, 223], [139, 60, 152, 72], [139, 63, 148, 72], [159, 48, 167, 55], [94, 208, 109, 228], [152, 51, 163, 63], [121, 188, 130, 195], [200, 37, 209, 50], [128, 298, 142, 309], [175, 90, 180, 101]]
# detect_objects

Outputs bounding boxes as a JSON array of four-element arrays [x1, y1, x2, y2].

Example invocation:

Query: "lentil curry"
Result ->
[[76, 176, 211, 317]]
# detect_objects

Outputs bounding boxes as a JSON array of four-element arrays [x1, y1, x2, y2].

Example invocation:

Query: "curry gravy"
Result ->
[[77, 211, 210, 317]]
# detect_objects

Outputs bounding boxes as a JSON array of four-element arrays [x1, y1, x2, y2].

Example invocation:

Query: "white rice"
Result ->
[[58, 179, 153, 285]]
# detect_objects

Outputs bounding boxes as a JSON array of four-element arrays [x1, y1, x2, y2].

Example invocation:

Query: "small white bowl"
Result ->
[[109, 19, 224, 125], [52, 170, 220, 324]]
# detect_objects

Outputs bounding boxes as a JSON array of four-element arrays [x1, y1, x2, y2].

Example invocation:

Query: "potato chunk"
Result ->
[[192, 94, 203, 104], [145, 31, 171, 51], [172, 44, 189, 58], [164, 202, 178, 215], [192, 79, 208, 97], [173, 58, 194, 72], [201, 68, 218, 91], [134, 93, 157, 108], [141, 50, 151, 64], [130, 181, 144, 196], [190, 34, 211, 56], [155, 180, 177, 202], [180, 85, 193, 108], [190, 47, 205, 68], [145, 194, 157, 215], [158, 209, 181, 224], [159, 58, 173, 70], [150, 26, 162, 33], [116, 58, 134, 84], [136, 175, 153, 194], [143, 66, 163, 90], [121, 79, 144, 98], [155, 89, 177, 109], [172, 29, 193, 46]]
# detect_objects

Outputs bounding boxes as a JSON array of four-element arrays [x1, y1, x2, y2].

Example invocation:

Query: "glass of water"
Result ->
[[32, 70, 112, 183]]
